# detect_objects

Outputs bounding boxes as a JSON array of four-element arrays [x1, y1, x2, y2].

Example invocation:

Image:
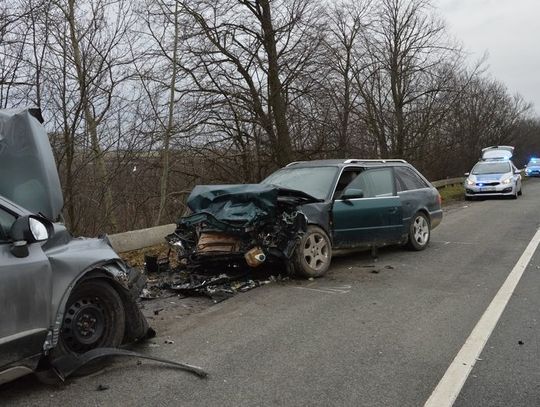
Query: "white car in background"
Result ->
[[464, 146, 522, 200]]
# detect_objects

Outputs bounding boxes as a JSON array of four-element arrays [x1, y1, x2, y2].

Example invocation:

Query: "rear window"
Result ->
[[395, 167, 428, 191]]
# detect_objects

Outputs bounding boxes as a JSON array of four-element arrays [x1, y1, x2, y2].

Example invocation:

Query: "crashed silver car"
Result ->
[[0, 109, 151, 385]]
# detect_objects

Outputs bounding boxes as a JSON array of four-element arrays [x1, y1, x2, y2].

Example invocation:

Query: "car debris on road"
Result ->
[[141, 263, 289, 303]]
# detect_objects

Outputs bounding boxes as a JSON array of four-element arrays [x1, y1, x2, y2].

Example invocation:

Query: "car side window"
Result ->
[[395, 167, 428, 191], [0, 206, 16, 242], [346, 168, 395, 198]]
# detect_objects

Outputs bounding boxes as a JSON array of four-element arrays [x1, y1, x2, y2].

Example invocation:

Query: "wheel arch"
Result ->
[[45, 261, 149, 353]]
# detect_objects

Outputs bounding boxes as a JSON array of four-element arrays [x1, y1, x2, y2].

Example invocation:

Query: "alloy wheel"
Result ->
[[413, 216, 429, 246], [302, 232, 330, 271]]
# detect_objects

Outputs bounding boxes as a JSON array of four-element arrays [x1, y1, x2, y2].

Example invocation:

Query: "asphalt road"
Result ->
[[3, 179, 540, 406]]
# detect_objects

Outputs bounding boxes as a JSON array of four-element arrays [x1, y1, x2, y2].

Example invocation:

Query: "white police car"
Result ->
[[464, 146, 522, 200]]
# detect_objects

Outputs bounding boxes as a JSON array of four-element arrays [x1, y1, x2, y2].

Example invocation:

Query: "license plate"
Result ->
[[480, 187, 496, 192]]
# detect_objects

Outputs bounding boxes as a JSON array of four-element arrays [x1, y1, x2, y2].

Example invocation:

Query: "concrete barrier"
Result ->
[[108, 223, 176, 253]]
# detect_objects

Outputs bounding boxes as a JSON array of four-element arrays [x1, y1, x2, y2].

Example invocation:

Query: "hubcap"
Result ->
[[413, 216, 429, 246], [63, 296, 106, 352], [303, 233, 329, 270]]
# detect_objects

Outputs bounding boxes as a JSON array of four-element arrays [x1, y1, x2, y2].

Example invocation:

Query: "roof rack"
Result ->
[[480, 157, 509, 161], [285, 161, 305, 167], [343, 159, 407, 164]]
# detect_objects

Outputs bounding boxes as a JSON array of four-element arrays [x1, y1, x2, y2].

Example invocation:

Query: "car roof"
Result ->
[[285, 159, 409, 169]]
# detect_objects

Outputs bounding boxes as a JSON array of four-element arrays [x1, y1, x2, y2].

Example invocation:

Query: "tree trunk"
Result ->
[[259, 0, 293, 166], [156, 0, 179, 226], [66, 0, 117, 231]]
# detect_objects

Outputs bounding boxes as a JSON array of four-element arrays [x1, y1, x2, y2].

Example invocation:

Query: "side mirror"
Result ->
[[342, 188, 364, 200], [10, 215, 51, 258], [464, 172, 470, 177]]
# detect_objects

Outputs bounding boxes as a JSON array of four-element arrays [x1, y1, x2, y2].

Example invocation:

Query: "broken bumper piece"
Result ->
[[50, 347, 207, 380]]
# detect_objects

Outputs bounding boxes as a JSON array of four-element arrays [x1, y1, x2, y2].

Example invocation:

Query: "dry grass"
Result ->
[[437, 184, 465, 204]]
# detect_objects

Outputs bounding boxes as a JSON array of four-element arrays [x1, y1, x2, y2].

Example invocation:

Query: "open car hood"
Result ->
[[185, 184, 320, 227], [0, 108, 63, 220], [481, 146, 514, 160]]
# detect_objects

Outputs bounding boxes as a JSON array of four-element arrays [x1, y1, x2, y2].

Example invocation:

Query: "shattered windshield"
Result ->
[[261, 166, 339, 200], [472, 162, 511, 175]]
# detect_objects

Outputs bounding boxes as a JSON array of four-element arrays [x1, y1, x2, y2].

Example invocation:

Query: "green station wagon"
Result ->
[[261, 159, 443, 276], [170, 158, 442, 279]]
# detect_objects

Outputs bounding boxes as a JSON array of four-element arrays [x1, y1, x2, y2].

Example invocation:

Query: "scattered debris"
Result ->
[[518, 340, 524, 345], [371, 269, 380, 274], [141, 265, 288, 303], [164, 338, 175, 344], [96, 384, 109, 391], [384, 265, 395, 270], [153, 308, 164, 316]]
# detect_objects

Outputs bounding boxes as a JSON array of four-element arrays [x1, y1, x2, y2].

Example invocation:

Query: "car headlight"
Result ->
[[502, 177, 512, 184], [466, 178, 475, 186]]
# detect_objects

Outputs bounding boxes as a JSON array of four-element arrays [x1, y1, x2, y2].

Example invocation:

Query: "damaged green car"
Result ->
[[169, 159, 443, 278]]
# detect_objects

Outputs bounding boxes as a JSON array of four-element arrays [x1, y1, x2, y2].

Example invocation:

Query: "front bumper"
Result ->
[[464, 184, 515, 196]]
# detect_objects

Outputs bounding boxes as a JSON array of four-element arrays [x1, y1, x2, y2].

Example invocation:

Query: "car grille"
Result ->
[[469, 187, 512, 194], [476, 182, 500, 186]]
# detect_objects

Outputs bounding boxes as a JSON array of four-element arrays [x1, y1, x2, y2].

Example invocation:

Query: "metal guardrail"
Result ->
[[431, 177, 465, 188]]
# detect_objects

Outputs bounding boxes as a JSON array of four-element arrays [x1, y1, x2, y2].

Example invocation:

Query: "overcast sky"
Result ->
[[436, 0, 540, 114]]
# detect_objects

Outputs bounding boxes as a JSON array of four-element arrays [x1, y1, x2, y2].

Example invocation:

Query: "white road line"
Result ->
[[425, 228, 540, 407], [431, 240, 476, 246], [294, 285, 351, 294]]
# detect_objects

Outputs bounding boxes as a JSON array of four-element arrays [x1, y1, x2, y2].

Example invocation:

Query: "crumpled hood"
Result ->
[[185, 184, 319, 227], [0, 108, 63, 220]]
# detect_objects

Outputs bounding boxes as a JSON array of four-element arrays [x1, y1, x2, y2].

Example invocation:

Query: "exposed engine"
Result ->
[[166, 184, 317, 271]]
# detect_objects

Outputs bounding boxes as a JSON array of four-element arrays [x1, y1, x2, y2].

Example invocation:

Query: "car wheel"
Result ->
[[293, 225, 332, 278], [50, 279, 125, 373], [406, 212, 431, 251]]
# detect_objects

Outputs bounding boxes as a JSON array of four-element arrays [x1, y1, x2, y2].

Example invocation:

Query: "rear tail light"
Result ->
[[437, 193, 442, 206]]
